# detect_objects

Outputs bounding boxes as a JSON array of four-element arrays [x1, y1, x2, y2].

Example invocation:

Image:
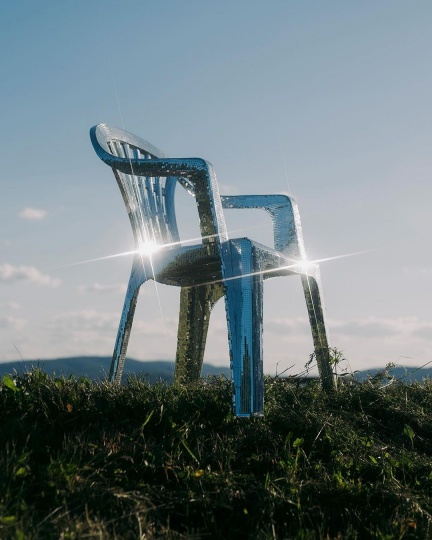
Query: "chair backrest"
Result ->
[[90, 124, 181, 248]]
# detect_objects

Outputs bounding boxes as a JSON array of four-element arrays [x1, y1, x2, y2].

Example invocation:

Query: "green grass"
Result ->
[[1, 369, 432, 539]]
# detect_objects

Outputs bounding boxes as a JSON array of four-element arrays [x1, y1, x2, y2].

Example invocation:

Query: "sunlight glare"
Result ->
[[293, 258, 315, 275], [137, 241, 160, 256]]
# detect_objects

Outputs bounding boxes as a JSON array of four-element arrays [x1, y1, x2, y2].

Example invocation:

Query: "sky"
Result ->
[[0, 1, 431, 377]]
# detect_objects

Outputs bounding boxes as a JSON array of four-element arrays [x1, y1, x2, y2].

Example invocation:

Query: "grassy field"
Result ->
[[1, 368, 431, 539]]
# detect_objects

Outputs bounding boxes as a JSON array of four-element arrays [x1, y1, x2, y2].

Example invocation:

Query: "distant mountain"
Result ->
[[0, 356, 231, 383], [1, 357, 430, 385], [351, 366, 432, 384]]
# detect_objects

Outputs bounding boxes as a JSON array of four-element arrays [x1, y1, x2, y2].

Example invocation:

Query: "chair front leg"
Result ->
[[110, 261, 145, 384], [222, 239, 264, 417], [175, 283, 224, 385], [301, 272, 335, 392]]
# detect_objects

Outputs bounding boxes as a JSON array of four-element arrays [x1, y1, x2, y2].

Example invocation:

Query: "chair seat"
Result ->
[[142, 239, 305, 288], [150, 243, 222, 287]]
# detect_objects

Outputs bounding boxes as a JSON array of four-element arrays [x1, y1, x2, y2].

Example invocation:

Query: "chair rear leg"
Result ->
[[110, 265, 145, 384], [223, 239, 264, 417], [175, 283, 223, 385], [301, 273, 335, 392]]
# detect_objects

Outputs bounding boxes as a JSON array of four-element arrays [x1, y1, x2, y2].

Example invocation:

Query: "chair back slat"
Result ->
[[98, 131, 180, 248], [91, 124, 184, 247]]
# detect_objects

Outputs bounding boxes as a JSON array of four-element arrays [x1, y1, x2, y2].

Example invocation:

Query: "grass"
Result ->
[[1, 368, 432, 539]]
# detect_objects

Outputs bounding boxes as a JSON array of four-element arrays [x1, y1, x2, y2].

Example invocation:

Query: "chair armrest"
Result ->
[[92, 138, 228, 245], [221, 194, 306, 257]]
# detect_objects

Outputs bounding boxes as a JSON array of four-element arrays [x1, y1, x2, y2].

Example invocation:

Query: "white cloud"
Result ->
[[413, 326, 432, 340], [16, 307, 177, 361], [331, 318, 399, 338], [265, 317, 311, 337], [18, 208, 47, 220], [330, 317, 430, 341], [0, 263, 61, 287], [263, 315, 432, 343], [78, 283, 127, 294], [0, 315, 27, 331], [49, 310, 175, 338], [50, 310, 119, 332], [402, 266, 432, 277]]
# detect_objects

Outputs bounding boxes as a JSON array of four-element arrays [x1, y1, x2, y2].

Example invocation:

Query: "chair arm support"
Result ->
[[221, 194, 306, 257]]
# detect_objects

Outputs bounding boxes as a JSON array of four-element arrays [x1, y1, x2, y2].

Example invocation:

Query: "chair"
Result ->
[[90, 124, 335, 417]]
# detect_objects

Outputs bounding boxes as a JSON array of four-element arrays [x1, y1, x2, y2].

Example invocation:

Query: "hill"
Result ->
[[1, 370, 431, 538], [351, 365, 432, 383], [0, 356, 231, 383], [0, 356, 431, 385]]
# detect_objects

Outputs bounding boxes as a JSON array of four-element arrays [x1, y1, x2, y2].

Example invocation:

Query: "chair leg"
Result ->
[[175, 283, 224, 385], [110, 262, 145, 384], [222, 239, 264, 417], [301, 272, 335, 392]]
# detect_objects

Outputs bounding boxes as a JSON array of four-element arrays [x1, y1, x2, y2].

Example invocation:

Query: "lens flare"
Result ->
[[137, 241, 160, 256], [292, 258, 315, 275]]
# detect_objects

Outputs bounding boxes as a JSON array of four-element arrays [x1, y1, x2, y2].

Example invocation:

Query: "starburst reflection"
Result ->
[[137, 240, 160, 256]]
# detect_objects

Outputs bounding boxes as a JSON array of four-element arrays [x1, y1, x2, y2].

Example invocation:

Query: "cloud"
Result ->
[[49, 310, 176, 340], [18, 208, 47, 220], [413, 326, 432, 340], [46, 310, 120, 348], [0, 263, 61, 287], [265, 317, 311, 337], [0, 315, 27, 331], [38, 310, 178, 360], [402, 266, 432, 277], [331, 319, 399, 338], [78, 283, 127, 295], [264, 315, 432, 342], [325, 317, 432, 352], [50, 310, 119, 333]]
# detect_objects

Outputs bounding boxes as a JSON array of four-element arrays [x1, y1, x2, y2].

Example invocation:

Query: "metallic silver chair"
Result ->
[[90, 124, 335, 417]]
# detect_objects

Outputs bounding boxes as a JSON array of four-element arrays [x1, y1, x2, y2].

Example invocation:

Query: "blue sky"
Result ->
[[0, 1, 431, 376]]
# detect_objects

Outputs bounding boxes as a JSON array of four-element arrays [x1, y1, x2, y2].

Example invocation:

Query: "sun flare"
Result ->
[[136, 241, 160, 256], [292, 258, 315, 274]]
